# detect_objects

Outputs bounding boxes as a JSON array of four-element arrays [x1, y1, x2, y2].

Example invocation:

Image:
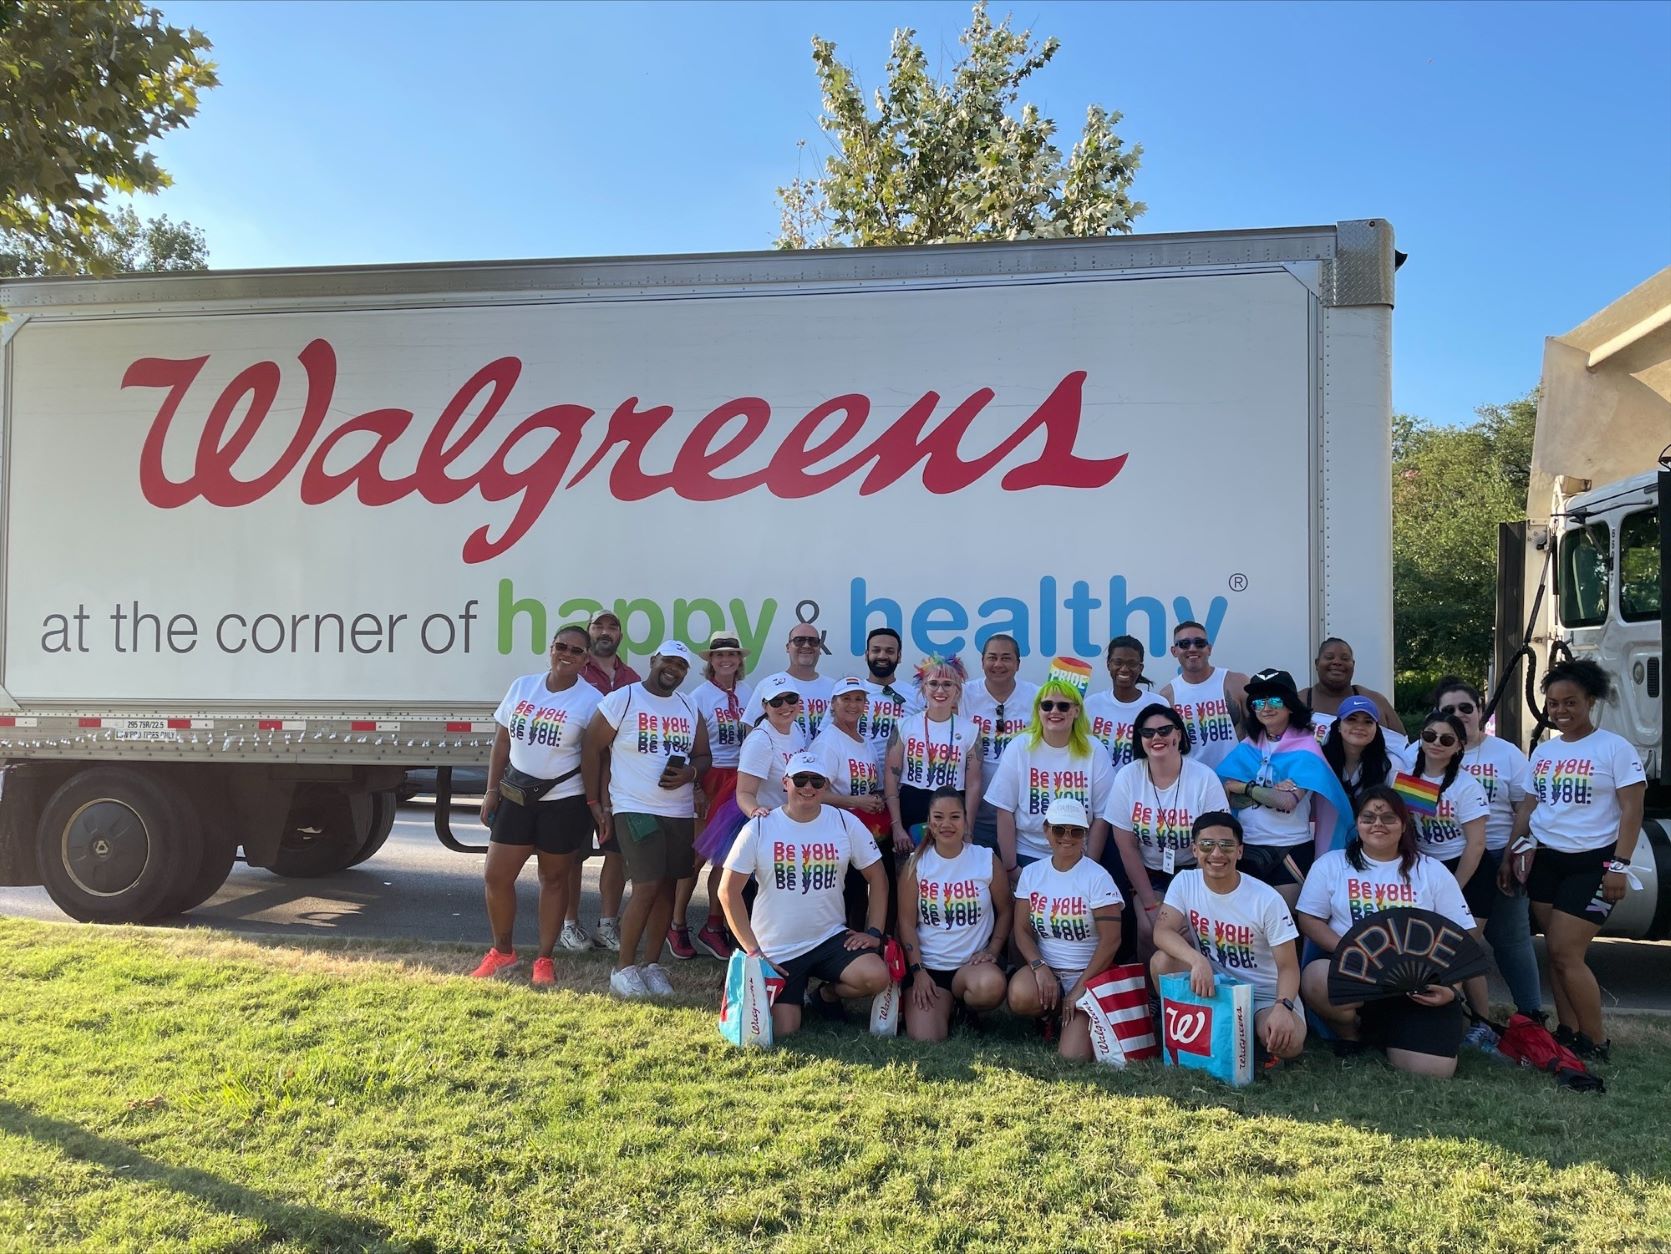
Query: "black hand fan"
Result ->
[[1327, 908, 1488, 1006]]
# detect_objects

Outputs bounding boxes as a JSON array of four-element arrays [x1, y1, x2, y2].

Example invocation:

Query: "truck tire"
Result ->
[[266, 785, 369, 879], [348, 791, 399, 867], [169, 830, 240, 916], [35, 767, 204, 924]]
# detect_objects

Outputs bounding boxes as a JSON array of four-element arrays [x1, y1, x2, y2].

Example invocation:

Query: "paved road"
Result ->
[[5, 803, 1671, 1014]]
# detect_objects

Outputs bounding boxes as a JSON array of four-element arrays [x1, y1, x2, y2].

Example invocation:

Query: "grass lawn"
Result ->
[[2, 918, 1669, 1252]]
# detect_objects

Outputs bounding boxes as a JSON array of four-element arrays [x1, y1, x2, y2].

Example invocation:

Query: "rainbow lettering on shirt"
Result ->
[[1025, 767, 1090, 817], [1130, 803, 1194, 852], [1031, 892, 1093, 942], [1534, 758, 1595, 806], [1346, 876, 1419, 920], [798, 841, 841, 894], [509, 700, 569, 748], [1188, 909, 1259, 972], [918, 877, 983, 930], [712, 703, 743, 748], [1176, 698, 1235, 747], [906, 734, 961, 789], [1414, 796, 1462, 854], [1463, 761, 1499, 803], [845, 756, 880, 795], [771, 840, 799, 893], [635, 712, 694, 757], [1091, 716, 1138, 770], [861, 694, 903, 745]]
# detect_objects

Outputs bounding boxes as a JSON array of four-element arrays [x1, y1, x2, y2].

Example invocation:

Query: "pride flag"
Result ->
[[1392, 772, 1441, 817], [1045, 656, 1093, 699]]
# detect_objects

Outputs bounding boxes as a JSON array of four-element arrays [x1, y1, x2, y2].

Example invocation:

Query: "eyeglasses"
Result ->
[[1039, 700, 1077, 713], [924, 679, 958, 690], [1174, 637, 1210, 650], [1137, 725, 1176, 740], [1359, 810, 1401, 828], [1047, 824, 1087, 837], [789, 636, 821, 648], [766, 694, 802, 708], [550, 642, 588, 656], [1250, 697, 1286, 711], [1194, 838, 1238, 852], [1421, 730, 1458, 747], [789, 774, 827, 789], [1441, 702, 1476, 716]]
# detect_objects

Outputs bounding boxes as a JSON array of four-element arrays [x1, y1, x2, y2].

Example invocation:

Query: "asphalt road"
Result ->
[[5, 802, 1671, 1014]]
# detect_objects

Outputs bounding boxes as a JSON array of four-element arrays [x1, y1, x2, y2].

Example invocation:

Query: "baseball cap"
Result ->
[[782, 751, 826, 781], [654, 640, 696, 666], [829, 675, 868, 699], [758, 673, 803, 702], [1043, 797, 1090, 828], [1337, 694, 1381, 722]]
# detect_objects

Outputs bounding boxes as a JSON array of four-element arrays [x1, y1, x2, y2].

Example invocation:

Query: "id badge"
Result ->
[[1162, 845, 1176, 875]]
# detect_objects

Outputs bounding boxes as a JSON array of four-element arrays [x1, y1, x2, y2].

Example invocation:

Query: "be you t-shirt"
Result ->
[[493, 673, 603, 801]]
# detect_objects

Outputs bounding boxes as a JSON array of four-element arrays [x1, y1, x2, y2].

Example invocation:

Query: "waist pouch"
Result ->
[[498, 764, 578, 808]]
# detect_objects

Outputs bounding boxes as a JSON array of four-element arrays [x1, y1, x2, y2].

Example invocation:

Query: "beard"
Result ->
[[591, 637, 619, 658], [868, 656, 898, 680]]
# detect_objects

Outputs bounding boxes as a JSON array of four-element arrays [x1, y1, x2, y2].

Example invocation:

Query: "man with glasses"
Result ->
[[1151, 811, 1307, 1062], [719, 752, 892, 1038], [960, 634, 1039, 851], [742, 625, 835, 740], [1159, 621, 1249, 773]]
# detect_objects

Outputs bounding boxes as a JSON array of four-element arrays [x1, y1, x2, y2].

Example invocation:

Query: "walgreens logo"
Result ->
[[125, 340, 1127, 564]]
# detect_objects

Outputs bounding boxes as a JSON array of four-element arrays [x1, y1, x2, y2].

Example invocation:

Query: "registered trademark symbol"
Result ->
[[1228, 573, 1249, 592]]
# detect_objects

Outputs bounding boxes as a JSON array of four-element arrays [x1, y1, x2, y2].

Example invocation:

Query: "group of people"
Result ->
[[472, 612, 1646, 1076]]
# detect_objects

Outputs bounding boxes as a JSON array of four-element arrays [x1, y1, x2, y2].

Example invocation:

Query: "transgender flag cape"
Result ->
[[1217, 729, 1355, 857]]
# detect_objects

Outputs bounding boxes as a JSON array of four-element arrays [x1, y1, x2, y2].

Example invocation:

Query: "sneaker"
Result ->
[[469, 948, 518, 979], [531, 956, 557, 988], [1573, 1033, 1612, 1063], [609, 965, 649, 999], [1461, 1021, 1499, 1054], [667, 925, 697, 960], [1553, 1022, 1578, 1048], [641, 963, 675, 997], [594, 919, 622, 952], [806, 986, 848, 1022], [558, 923, 592, 952], [695, 921, 734, 960]]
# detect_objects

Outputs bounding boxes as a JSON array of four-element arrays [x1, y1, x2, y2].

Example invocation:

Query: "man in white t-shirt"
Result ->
[[720, 752, 892, 1038], [960, 634, 1039, 851], [859, 627, 912, 763], [582, 641, 711, 1001], [742, 624, 835, 739], [1158, 621, 1249, 772], [1151, 810, 1306, 1061]]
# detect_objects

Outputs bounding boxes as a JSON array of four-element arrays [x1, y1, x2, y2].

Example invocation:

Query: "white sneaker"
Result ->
[[609, 965, 649, 999], [558, 923, 592, 952], [640, 963, 674, 997], [594, 919, 622, 952]]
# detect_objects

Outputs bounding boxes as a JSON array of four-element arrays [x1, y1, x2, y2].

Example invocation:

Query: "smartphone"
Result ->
[[660, 753, 689, 786]]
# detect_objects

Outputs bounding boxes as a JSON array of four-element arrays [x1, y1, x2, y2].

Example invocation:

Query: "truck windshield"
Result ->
[[1558, 521, 1609, 627], [1620, 508, 1661, 622]]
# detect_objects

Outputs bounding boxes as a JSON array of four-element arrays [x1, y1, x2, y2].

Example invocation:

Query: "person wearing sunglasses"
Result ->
[[958, 634, 1038, 853], [1297, 787, 1480, 1077], [1152, 811, 1306, 1063], [694, 672, 810, 870], [1085, 635, 1157, 773], [1319, 694, 1400, 810], [720, 752, 892, 1037], [670, 632, 755, 961], [811, 676, 895, 931], [572, 609, 641, 953], [741, 624, 834, 740], [1158, 621, 1250, 772], [1516, 660, 1647, 1062], [896, 787, 1012, 1040], [1007, 798, 1124, 1059], [1102, 703, 1229, 957], [1218, 668, 1354, 911], [886, 655, 983, 855], [470, 624, 605, 984], [1299, 637, 1407, 746], [984, 680, 1114, 888], [1430, 676, 1542, 1023]]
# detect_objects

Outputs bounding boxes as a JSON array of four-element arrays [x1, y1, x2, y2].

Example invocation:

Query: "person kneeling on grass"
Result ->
[[895, 787, 1012, 1041], [1007, 798, 1123, 1061], [718, 752, 892, 1038], [1150, 811, 1306, 1063]]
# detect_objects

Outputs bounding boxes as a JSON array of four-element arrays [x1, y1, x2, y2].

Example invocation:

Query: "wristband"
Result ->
[[1604, 860, 1630, 874], [908, 962, 924, 976], [863, 926, 884, 940]]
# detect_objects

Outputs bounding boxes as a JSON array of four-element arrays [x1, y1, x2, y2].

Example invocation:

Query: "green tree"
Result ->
[[776, 2, 1143, 249], [0, 0, 216, 276], [0, 205, 207, 277], [1392, 390, 1539, 719]]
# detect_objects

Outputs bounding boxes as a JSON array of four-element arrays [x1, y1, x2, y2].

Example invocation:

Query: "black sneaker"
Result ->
[[1553, 1023, 1578, 1048], [1573, 1033, 1612, 1063], [806, 986, 848, 1022], [1332, 1039, 1367, 1059]]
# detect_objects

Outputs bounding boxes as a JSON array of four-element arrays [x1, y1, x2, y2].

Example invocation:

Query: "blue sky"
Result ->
[[143, 0, 1671, 427]]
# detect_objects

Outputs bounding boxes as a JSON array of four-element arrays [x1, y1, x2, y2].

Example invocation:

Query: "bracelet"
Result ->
[[1604, 860, 1630, 874], [486, 786, 500, 794]]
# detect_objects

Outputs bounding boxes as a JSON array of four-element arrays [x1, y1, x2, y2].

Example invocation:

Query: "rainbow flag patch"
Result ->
[[1392, 772, 1440, 817]]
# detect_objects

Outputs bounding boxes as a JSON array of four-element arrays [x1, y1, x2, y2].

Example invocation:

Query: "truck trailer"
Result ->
[[0, 221, 1398, 923]]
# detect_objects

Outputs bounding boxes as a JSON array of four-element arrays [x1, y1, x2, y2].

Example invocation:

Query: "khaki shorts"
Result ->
[[614, 812, 696, 882]]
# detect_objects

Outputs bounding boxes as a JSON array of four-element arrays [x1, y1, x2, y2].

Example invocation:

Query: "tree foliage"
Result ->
[[0, 204, 207, 276], [0, 0, 216, 276], [776, 2, 1144, 249], [1392, 390, 1539, 716]]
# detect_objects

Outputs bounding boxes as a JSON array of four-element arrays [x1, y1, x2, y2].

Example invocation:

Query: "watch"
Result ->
[[1279, 997, 1297, 1013], [1029, 958, 1047, 971], [863, 926, 885, 940], [908, 962, 924, 976]]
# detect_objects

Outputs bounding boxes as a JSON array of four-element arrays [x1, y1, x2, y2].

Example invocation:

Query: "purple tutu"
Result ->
[[695, 794, 752, 863]]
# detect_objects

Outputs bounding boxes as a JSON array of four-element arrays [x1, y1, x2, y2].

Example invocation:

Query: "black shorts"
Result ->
[[776, 931, 867, 1005], [899, 784, 935, 833], [1448, 851, 1499, 919], [1526, 843, 1617, 923], [924, 965, 959, 993], [489, 793, 593, 855], [1240, 841, 1314, 889], [1359, 996, 1464, 1059]]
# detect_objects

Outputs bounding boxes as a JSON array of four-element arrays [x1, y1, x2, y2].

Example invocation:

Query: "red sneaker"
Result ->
[[695, 921, 734, 960], [531, 956, 557, 988], [469, 948, 518, 979], [667, 925, 697, 960]]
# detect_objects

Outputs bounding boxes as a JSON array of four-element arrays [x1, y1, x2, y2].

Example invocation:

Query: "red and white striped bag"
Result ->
[[1076, 963, 1160, 1067]]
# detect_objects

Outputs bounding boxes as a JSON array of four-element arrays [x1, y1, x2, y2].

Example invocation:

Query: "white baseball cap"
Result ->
[[828, 675, 868, 699], [758, 673, 803, 702], [654, 640, 697, 666], [1043, 797, 1090, 829], [782, 751, 827, 781]]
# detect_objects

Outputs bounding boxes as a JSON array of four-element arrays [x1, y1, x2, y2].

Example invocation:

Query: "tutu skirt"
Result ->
[[695, 793, 751, 863]]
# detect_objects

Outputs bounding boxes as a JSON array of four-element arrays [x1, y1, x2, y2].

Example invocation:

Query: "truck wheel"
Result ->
[[266, 786, 368, 879], [169, 830, 239, 916], [35, 767, 204, 924], [348, 791, 399, 867]]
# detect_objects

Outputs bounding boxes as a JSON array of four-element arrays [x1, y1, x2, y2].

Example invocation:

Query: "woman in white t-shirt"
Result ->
[[1007, 797, 1124, 1062], [673, 632, 755, 961], [693, 673, 807, 867], [1103, 702, 1228, 957], [1394, 710, 1489, 883], [1516, 660, 1648, 1061], [1320, 694, 1400, 809], [1297, 786, 1480, 1078], [1431, 676, 1541, 1020], [886, 655, 983, 854], [472, 623, 604, 986], [896, 787, 1011, 1041]]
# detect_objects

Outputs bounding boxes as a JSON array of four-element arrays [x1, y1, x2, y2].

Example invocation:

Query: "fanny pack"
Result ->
[[498, 764, 580, 808]]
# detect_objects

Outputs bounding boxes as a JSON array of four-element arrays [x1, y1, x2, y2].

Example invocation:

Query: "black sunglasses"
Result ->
[[789, 636, 821, 648], [789, 773, 827, 789], [1441, 702, 1477, 716], [766, 694, 802, 708], [1421, 729, 1458, 747], [1039, 700, 1077, 713], [1174, 636, 1210, 650], [1137, 725, 1177, 739], [550, 641, 588, 656], [1048, 824, 1087, 837]]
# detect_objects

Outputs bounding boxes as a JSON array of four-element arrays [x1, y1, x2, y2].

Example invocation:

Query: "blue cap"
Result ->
[[1337, 694, 1381, 722]]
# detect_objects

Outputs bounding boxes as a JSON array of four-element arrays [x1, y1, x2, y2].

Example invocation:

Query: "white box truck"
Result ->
[[0, 220, 1398, 922]]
